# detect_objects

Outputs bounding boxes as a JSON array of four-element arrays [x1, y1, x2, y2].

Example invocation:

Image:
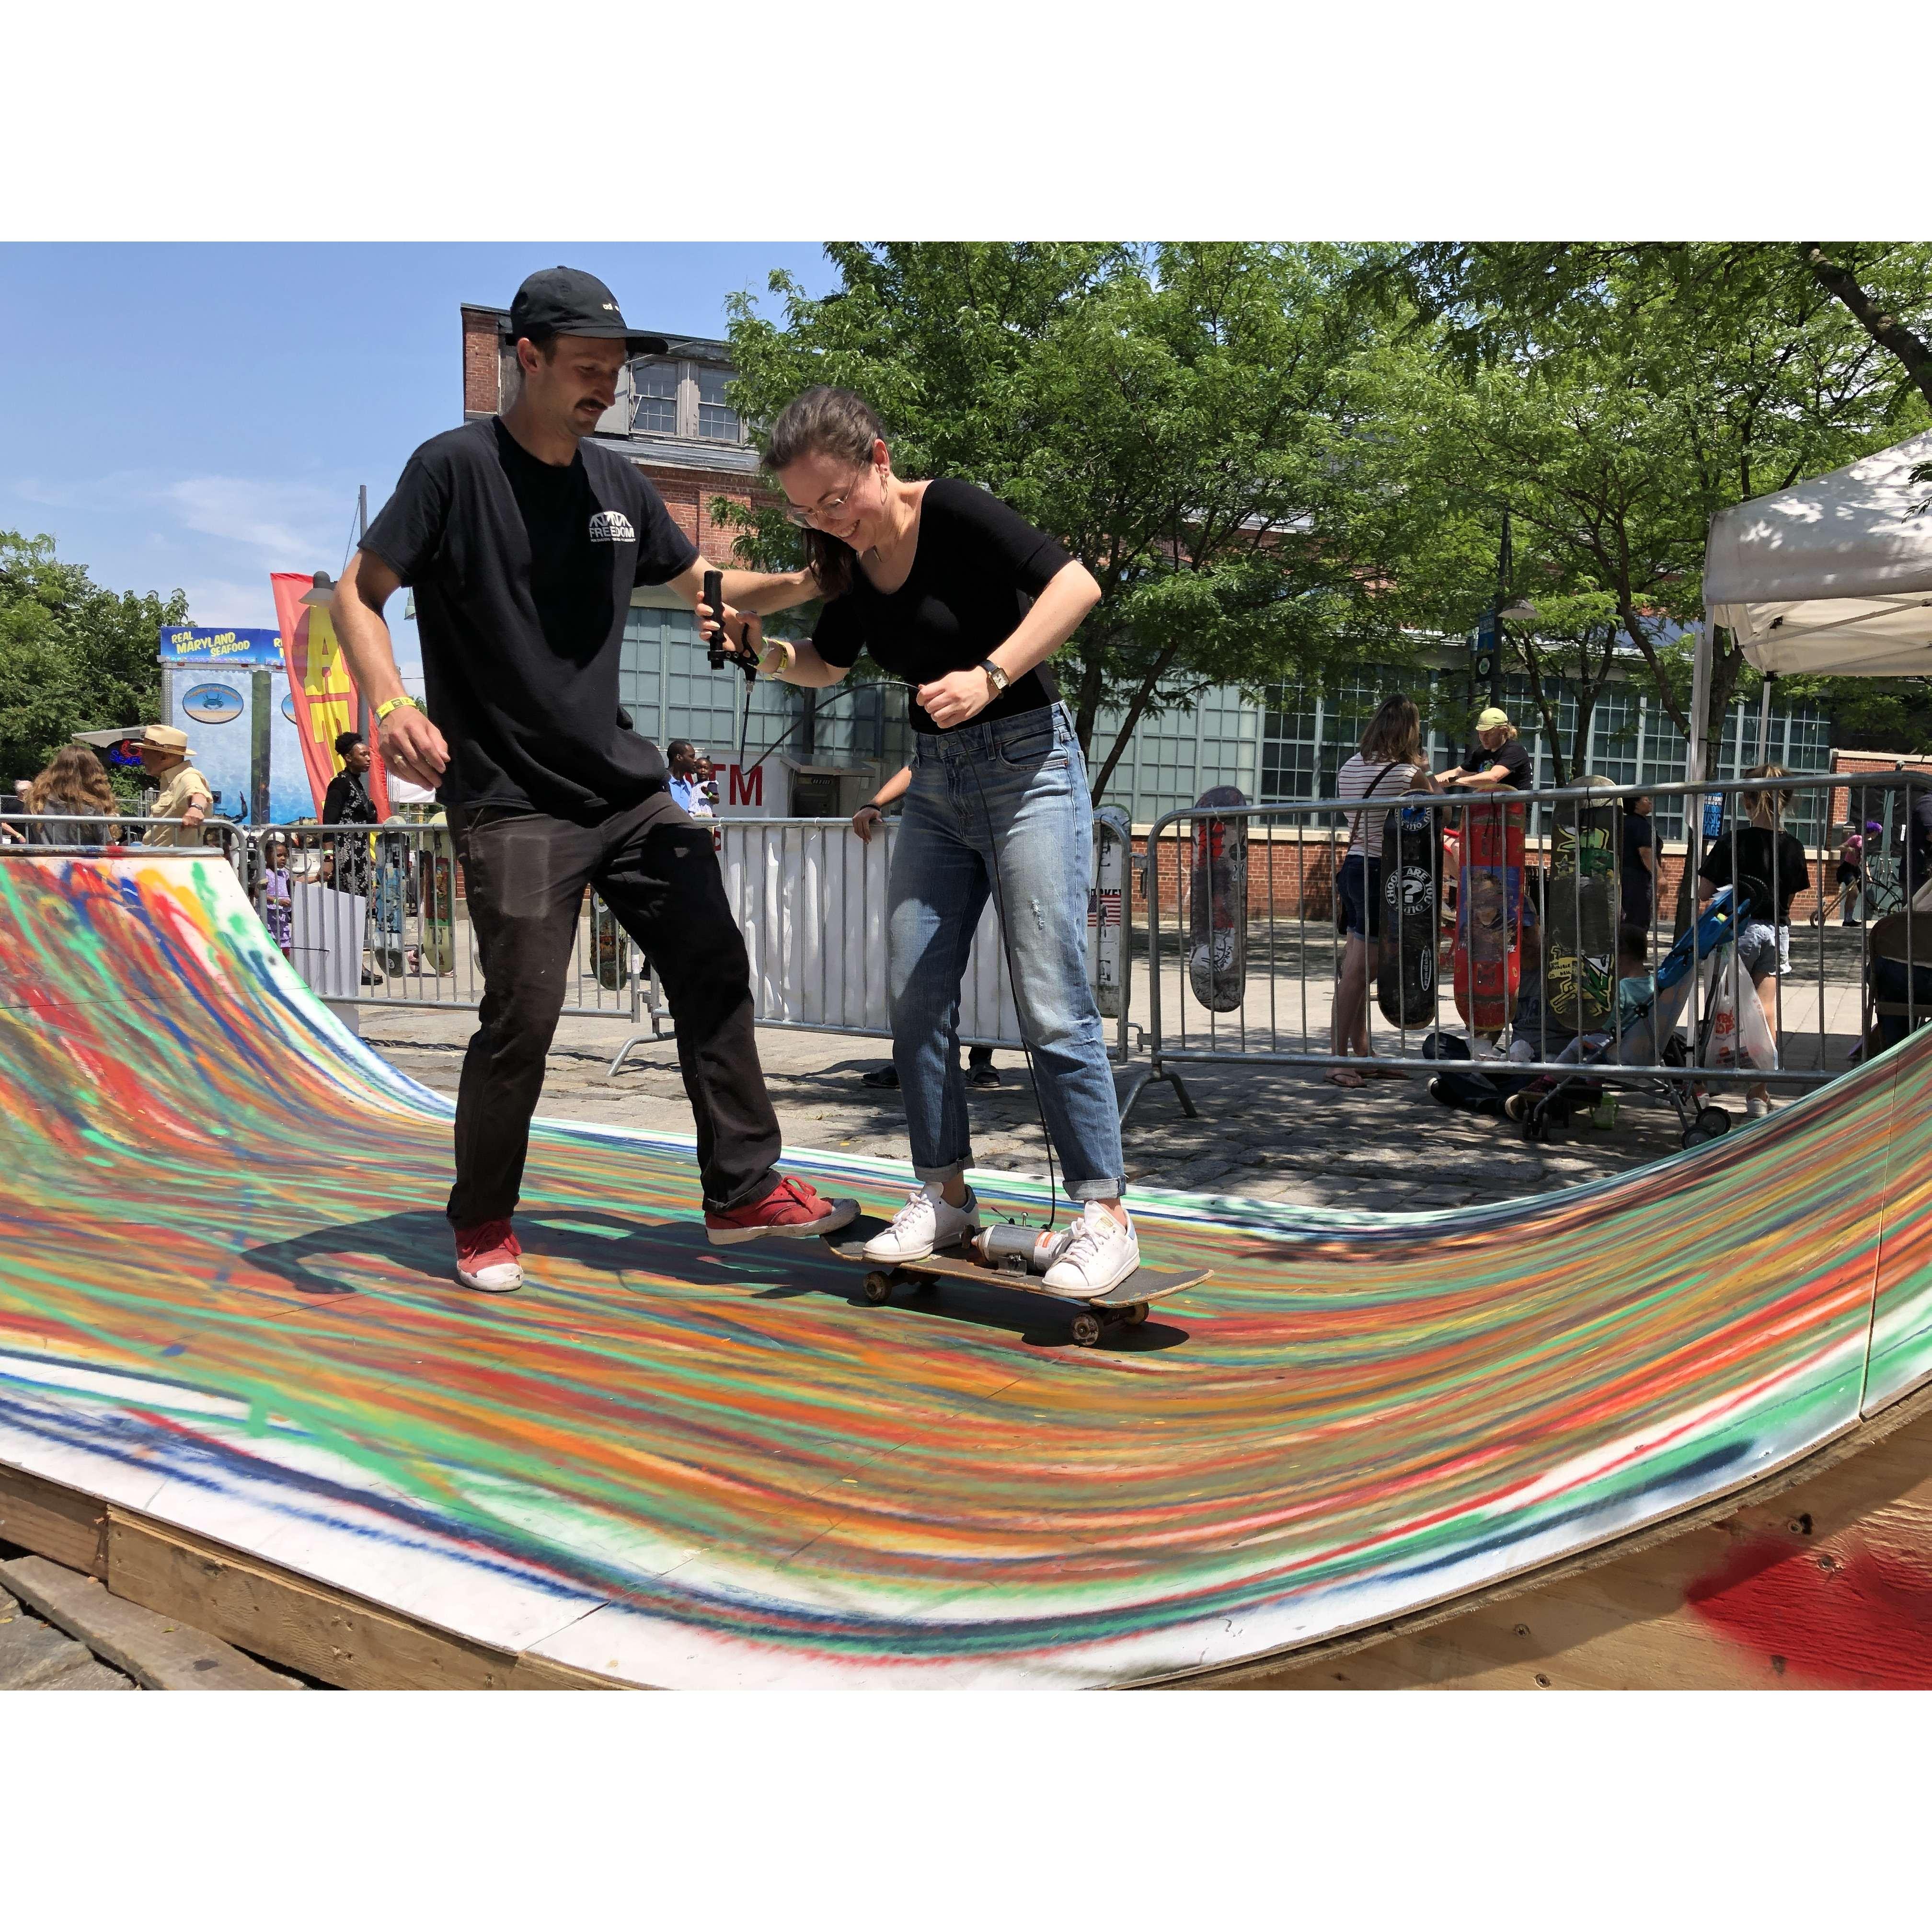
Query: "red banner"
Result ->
[[270, 572, 391, 819]]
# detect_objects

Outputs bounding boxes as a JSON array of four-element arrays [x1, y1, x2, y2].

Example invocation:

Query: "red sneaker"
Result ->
[[704, 1176, 859, 1246], [454, 1218, 523, 1293]]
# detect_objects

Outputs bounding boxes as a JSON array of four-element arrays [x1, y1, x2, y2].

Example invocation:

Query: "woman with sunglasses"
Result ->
[[723, 386, 1137, 1296]]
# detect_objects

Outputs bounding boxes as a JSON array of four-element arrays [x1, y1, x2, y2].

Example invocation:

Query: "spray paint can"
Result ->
[[974, 1223, 1076, 1275]]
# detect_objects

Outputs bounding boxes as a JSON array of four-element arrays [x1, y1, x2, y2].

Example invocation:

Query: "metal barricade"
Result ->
[[1137, 772, 1924, 1121], [231, 820, 643, 1024], [211, 815, 1132, 1077], [1, 813, 248, 864], [611, 815, 1137, 1079]]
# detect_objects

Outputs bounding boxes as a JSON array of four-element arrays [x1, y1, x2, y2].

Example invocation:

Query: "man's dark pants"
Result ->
[[447, 790, 781, 1228]]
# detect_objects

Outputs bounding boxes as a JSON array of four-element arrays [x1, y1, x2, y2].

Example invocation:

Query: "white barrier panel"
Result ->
[[289, 882, 368, 1001], [717, 820, 1023, 1046]]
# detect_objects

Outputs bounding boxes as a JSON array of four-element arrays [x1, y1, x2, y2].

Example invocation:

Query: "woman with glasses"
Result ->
[[720, 386, 1137, 1297]]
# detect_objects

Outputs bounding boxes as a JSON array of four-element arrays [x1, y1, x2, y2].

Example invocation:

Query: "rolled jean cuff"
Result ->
[[913, 1159, 972, 1187], [1069, 1177, 1126, 1203]]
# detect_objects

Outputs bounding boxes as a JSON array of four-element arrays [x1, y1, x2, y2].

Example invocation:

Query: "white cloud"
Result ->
[[175, 577, 280, 629], [163, 475, 347, 564]]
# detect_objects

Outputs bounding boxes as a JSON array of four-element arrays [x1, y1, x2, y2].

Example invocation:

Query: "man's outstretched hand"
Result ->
[[378, 705, 450, 791]]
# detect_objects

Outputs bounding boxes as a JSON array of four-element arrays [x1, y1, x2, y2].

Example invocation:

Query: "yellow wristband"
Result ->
[[375, 696, 419, 724]]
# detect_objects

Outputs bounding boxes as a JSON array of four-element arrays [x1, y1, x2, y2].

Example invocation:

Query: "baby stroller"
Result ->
[[1508, 886, 1754, 1150]]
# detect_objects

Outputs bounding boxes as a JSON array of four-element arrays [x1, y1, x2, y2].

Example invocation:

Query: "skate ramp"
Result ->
[[1, 852, 1929, 1689]]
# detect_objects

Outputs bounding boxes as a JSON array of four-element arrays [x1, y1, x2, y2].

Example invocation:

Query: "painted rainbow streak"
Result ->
[[0, 852, 1925, 1686]]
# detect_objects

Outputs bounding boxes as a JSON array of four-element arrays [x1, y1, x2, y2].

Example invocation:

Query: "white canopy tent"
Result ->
[[1691, 428, 1932, 781]]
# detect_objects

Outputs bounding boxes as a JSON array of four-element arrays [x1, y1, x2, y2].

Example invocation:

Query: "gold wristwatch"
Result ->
[[979, 659, 1011, 699]]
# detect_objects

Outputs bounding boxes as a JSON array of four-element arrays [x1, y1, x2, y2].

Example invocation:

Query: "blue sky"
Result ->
[[0, 243, 840, 658]]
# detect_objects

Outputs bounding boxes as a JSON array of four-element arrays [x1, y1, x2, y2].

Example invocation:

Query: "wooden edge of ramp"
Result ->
[[1147, 1380, 1932, 1690], [0, 1465, 636, 1691], [4, 1382, 1929, 1690]]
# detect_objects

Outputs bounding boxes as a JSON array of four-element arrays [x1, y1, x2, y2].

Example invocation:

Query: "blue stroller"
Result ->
[[1508, 886, 1754, 1149]]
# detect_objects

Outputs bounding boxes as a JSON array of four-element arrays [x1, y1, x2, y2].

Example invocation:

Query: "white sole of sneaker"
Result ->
[[862, 1216, 982, 1266], [1042, 1252, 1141, 1300], [454, 1266, 522, 1294], [706, 1197, 862, 1246]]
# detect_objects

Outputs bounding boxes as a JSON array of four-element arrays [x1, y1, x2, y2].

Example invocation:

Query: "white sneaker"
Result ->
[[862, 1184, 982, 1264], [1746, 1094, 1773, 1120], [1041, 1202, 1140, 1300]]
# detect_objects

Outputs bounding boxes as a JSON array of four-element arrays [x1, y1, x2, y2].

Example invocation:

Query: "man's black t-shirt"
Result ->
[[1462, 736, 1533, 790], [359, 417, 699, 821], [1699, 825, 1811, 925], [1621, 810, 1656, 901], [811, 479, 1074, 733]]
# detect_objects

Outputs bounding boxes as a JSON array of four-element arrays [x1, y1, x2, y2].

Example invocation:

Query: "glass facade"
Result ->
[[1086, 663, 1832, 832], [618, 607, 912, 789], [617, 615, 1836, 837]]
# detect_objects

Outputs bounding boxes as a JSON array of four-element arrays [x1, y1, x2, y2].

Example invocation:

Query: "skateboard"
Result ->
[[1188, 785, 1248, 1012], [1452, 795, 1525, 1032], [1545, 777, 1619, 1035], [825, 1218, 1207, 1348], [1089, 804, 1130, 1019], [1376, 798, 1441, 1028]]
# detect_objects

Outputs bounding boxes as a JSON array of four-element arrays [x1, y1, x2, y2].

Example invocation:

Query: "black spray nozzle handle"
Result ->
[[702, 570, 727, 671], [702, 568, 759, 683]]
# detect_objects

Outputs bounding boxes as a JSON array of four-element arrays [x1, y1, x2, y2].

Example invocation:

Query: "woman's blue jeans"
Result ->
[[889, 703, 1125, 1202]]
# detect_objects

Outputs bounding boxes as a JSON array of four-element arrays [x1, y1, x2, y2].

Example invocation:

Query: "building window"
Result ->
[[631, 359, 679, 437], [696, 366, 741, 443]]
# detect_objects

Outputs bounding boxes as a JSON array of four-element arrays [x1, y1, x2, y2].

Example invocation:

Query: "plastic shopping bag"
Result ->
[[1699, 953, 1779, 1073]]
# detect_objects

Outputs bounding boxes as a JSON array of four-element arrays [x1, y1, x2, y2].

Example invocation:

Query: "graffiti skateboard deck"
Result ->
[[1546, 777, 1619, 1035], [1376, 798, 1441, 1028], [1188, 785, 1248, 1012], [1089, 804, 1130, 1019], [1452, 795, 1525, 1033], [826, 1219, 1206, 1347]]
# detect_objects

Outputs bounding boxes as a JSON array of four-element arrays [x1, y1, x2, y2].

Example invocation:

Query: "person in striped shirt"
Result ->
[[1331, 694, 1440, 1087]]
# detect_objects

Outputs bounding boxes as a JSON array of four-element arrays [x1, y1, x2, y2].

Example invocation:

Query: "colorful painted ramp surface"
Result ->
[[2, 854, 1930, 1689]]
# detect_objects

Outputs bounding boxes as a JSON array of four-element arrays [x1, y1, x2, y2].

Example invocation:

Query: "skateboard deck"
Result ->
[[1088, 804, 1130, 1019], [1188, 785, 1248, 1012], [826, 1218, 1207, 1346], [1376, 799, 1441, 1028], [1452, 795, 1525, 1032], [1546, 777, 1619, 1034]]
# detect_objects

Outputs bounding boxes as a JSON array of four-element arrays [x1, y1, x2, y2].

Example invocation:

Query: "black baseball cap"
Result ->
[[507, 267, 668, 356]]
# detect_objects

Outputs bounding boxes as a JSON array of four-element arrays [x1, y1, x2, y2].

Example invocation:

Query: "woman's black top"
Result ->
[[811, 479, 1074, 733]]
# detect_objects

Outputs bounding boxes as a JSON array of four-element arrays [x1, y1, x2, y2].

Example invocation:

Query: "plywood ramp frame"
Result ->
[[0, 1461, 633, 1691], [1154, 1380, 1932, 1690]]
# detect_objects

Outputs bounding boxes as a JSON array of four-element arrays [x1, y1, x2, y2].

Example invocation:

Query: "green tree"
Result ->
[[1403, 259, 1925, 792], [0, 531, 183, 786], [720, 243, 1429, 800]]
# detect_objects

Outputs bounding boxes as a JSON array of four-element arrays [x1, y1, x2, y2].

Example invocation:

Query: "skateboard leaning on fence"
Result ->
[[1089, 804, 1130, 1019], [1377, 798, 1441, 1028], [1188, 786, 1248, 1012], [1452, 794, 1525, 1033], [1545, 776, 1619, 1035]]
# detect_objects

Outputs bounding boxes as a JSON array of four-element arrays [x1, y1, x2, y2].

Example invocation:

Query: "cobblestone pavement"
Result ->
[[359, 1007, 1696, 1213], [0, 1580, 134, 1691]]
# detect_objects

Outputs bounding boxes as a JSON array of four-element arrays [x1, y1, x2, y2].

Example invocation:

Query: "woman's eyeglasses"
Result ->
[[782, 467, 872, 530]]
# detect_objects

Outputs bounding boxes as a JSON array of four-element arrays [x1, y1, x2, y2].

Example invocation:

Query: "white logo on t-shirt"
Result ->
[[588, 510, 636, 543]]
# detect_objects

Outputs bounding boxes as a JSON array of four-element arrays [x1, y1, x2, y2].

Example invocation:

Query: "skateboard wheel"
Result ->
[[1696, 1105, 1732, 1138], [1123, 1302, 1150, 1326], [862, 1272, 894, 1305], [1070, 1311, 1104, 1347]]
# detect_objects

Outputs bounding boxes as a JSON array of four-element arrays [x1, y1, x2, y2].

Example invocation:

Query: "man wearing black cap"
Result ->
[[333, 265, 853, 1294]]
